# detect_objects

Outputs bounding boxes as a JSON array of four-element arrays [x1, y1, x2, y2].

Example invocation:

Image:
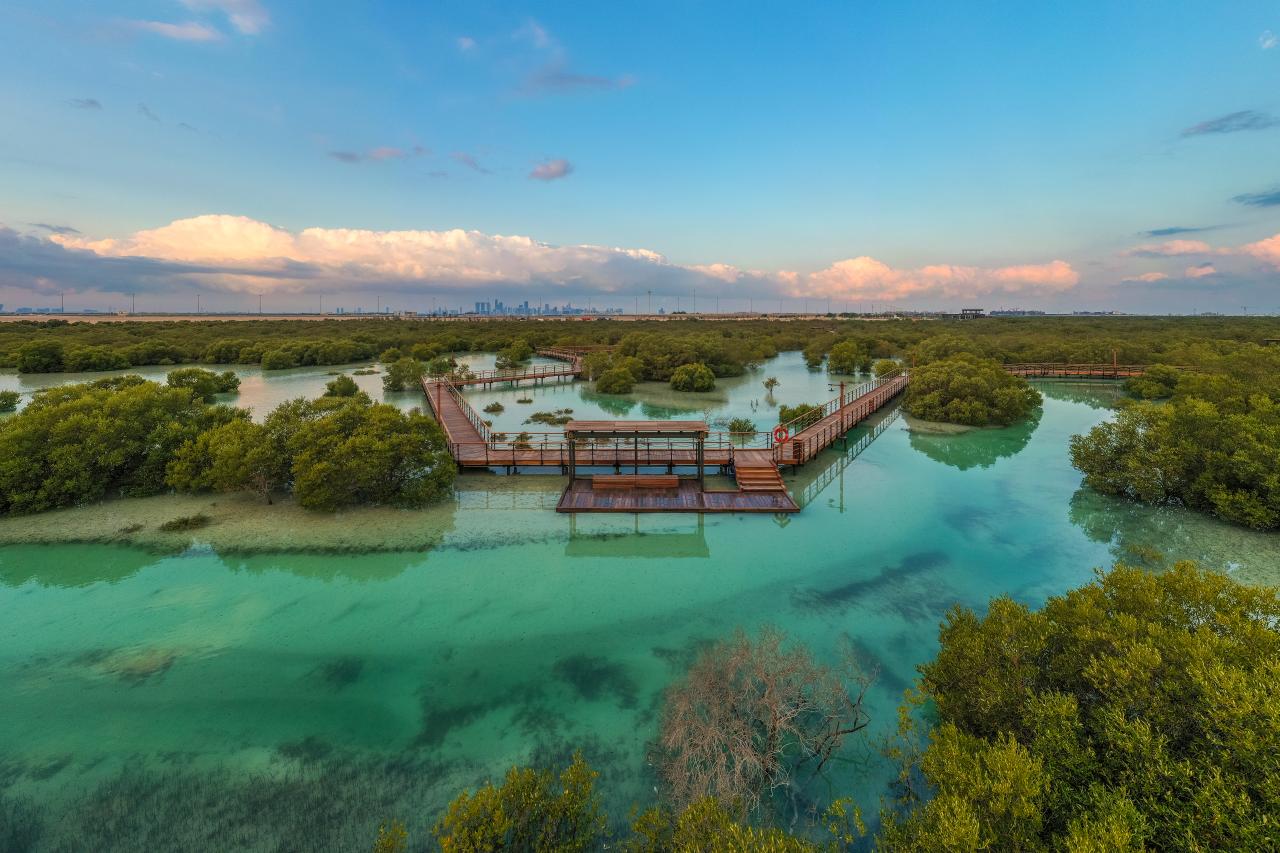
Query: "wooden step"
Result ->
[[734, 460, 786, 493]]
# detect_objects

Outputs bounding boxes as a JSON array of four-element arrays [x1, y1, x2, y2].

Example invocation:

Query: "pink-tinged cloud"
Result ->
[[529, 158, 573, 180], [132, 20, 222, 41], [330, 145, 427, 164], [1123, 239, 1214, 257], [1242, 233, 1280, 267], [1115, 230, 1280, 281], [798, 257, 1078, 301]]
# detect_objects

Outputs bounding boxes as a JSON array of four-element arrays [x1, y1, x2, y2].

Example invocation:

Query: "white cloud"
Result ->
[[457, 36, 476, 51], [516, 19, 552, 50], [689, 263, 748, 283], [1185, 263, 1217, 279], [1123, 272, 1169, 283], [180, 0, 270, 35], [132, 20, 223, 42], [51, 215, 687, 294], [1262, 30, 1278, 49], [529, 158, 573, 181]]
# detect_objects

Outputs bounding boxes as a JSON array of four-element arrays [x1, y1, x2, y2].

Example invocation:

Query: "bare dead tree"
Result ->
[[655, 627, 873, 820]]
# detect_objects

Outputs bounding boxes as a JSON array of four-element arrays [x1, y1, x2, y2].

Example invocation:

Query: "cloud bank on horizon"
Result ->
[[26, 213, 1088, 306], [0, 212, 1268, 311]]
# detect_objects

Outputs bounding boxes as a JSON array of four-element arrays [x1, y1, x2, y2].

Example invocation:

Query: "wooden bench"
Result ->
[[592, 474, 679, 490]]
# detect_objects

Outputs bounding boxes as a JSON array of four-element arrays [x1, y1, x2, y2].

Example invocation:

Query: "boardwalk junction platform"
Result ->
[[422, 349, 1149, 514]]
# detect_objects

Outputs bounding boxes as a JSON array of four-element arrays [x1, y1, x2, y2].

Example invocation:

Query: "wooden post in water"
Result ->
[[567, 433, 577, 483]]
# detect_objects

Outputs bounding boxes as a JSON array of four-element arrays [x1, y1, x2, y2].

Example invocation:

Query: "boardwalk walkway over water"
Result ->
[[440, 347, 591, 388], [422, 377, 738, 469], [423, 358, 1153, 512], [774, 374, 910, 466], [423, 370, 909, 472], [1003, 363, 1156, 379]]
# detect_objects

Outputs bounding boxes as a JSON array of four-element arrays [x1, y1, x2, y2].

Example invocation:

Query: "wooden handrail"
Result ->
[[776, 368, 905, 435]]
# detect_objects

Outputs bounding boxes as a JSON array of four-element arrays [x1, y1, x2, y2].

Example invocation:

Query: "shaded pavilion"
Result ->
[[562, 420, 710, 485]]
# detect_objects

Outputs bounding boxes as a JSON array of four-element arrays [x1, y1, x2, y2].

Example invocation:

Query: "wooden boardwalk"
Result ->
[[422, 378, 735, 469], [441, 348, 584, 388], [774, 374, 910, 466], [425, 360, 1159, 513], [1002, 363, 1154, 378]]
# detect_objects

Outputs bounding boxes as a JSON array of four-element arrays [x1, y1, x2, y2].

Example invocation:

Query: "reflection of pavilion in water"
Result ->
[[454, 480, 715, 557], [565, 514, 710, 559]]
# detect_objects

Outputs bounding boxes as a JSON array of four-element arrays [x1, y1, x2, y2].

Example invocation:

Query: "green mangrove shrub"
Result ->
[[879, 562, 1280, 852], [904, 354, 1040, 426], [670, 362, 716, 392]]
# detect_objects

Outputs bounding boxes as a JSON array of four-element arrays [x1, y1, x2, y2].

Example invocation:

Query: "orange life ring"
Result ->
[[772, 425, 789, 444]]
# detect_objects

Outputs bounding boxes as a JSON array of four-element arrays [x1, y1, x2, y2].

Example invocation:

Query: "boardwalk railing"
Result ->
[[433, 347, 610, 387], [441, 435, 740, 469], [1002, 363, 1155, 378], [777, 371, 902, 433], [423, 378, 493, 443], [773, 371, 909, 465], [426, 359, 911, 472]]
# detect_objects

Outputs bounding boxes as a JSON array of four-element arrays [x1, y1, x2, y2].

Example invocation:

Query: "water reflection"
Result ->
[[1067, 487, 1280, 584], [0, 543, 162, 588], [577, 388, 638, 417], [639, 400, 704, 419], [227, 550, 430, 582], [787, 408, 902, 510], [564, 515, 710, 559], [1033, 380, 1123, 410], [907, 408, 1041, 470]]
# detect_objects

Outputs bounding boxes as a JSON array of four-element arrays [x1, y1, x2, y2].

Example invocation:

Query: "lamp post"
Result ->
[[829, 380, 848, 435]]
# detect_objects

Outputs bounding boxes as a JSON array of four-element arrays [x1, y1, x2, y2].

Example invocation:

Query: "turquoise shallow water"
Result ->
[[2, 356, 1278, 851]]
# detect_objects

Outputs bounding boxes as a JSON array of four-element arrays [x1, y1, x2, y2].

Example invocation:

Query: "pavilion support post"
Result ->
[[696, 436, 705, 486], [567, 435, 577, 483]]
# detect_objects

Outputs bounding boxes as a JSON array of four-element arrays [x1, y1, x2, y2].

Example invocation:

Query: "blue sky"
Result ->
[[1, 1, 1278, 313]]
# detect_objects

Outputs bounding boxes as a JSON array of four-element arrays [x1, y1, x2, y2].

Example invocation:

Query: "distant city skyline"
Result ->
[[2, 2, 1279, 314]]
